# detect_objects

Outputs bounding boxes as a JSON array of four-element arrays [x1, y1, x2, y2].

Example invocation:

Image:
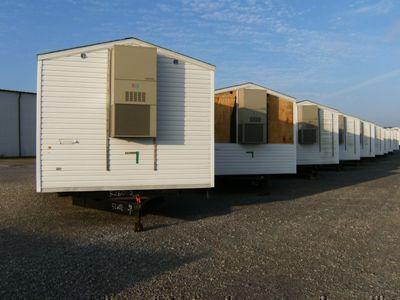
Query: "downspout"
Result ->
[[106, 49, 112, 171], [318, 108, 321, 152], [17, 92, 22, 157], [331, 113, 334, 157]]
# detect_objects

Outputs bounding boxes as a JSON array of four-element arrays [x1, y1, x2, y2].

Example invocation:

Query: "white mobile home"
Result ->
[[384, 128, 390, 154], [388, 127, 399, 151], [214, 82, 297, 176], [388, 128, 395, 152], [296, 100, 339, 166], [392, 127, 400, 150], [36, 37, 215, 193], [338, 113, 361, 161], [359, 119, 375, 158], [374, 125, 385, 156]]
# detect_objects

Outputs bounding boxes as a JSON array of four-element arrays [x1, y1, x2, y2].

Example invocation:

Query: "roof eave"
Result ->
[[37, 37, 215, 71]]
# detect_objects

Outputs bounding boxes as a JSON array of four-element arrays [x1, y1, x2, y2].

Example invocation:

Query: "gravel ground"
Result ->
[[1, 153, 400, 298]]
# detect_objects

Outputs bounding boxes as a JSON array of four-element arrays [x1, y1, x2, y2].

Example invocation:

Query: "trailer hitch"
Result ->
[[132, 194, 144, 232]]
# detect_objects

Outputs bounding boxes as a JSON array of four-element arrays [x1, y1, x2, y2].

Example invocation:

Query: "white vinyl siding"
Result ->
[[38, 48, 213, 192], [339, 115, 361, 161], [375, 127, 385, 155], [393, 129, 400, 150], [297, 105, 339, 166], [215, 144, 296, 175], [384, 129, 389, 154]]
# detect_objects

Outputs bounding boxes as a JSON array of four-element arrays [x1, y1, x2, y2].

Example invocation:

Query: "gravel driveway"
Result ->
[[1, 154, 400, 298]]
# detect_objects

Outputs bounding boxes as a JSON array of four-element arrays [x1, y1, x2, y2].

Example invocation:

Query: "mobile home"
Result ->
[[338, 113, 361, 161], [392, 127, 400, 150], [389, 127, 399, 151], [384, 128, 390, 154], [214, 82, 297, 176], [296, 100, 339, 166], [374, 125, 385, 156], [36, 37, 215, 193], [359, 119, 375, 158]]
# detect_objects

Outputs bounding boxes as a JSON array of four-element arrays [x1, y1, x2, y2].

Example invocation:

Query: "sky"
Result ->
[[0, 0, 399, 126]]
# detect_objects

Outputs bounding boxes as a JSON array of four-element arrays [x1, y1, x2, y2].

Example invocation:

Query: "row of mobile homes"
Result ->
[[36, 38, 397, 198], [359, 119, 375, 158], [338, 113, 361, 162], [296, 100, 339, 166], [36, 37, 215, 193], [214, 83, 297, 177]]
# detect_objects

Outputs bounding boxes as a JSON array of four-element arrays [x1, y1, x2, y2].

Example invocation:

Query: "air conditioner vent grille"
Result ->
[[125, 91, 146, 103]]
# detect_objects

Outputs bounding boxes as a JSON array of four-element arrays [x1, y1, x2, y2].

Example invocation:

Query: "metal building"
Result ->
[[0, 89, 36, 157]]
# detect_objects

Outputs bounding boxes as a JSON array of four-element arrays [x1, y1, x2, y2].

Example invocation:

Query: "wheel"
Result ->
[[134, 222, 144, 232]]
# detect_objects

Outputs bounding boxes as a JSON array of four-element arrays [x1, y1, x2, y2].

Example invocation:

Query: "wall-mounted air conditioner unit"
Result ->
[[298, 105, 318, 145], [237, 89, 267, 144], [110, 45, 157, 138]]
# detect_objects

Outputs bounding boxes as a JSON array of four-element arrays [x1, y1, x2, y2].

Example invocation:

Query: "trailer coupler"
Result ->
[[132, 194, 144, 232], [109, 193, 144, 232]]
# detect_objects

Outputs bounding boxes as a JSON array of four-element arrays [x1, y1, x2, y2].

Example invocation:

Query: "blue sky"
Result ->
[[1, 0, 399, 126]]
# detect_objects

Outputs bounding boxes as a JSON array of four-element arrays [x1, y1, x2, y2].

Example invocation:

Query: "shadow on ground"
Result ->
[[149, 152, 400, 221], [0, 229, 205, 298]]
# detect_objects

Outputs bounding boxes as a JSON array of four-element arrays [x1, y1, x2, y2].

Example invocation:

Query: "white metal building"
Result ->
[[214, 83, 297, 176], [338, 113, 361, 161], [36, 37, 215, 193], [359, 119, 375, 158], [0, 89, 36, 157], [296, 100, 340, 166]]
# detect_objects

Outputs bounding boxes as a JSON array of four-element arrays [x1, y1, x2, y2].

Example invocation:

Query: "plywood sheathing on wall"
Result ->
[[215, 91, 236, 143], [267, 94, 294, 144]]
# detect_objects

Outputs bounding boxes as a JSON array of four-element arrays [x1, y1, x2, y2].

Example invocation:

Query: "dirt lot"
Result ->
[[1, 153, 400, 299]]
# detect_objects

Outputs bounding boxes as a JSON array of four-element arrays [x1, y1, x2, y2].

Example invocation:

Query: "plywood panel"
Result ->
[[215, 91, 236, 143], [267, 94, 293, 144]]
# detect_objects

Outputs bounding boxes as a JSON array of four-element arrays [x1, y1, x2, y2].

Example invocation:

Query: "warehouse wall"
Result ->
[[0, 90, 36, 157]]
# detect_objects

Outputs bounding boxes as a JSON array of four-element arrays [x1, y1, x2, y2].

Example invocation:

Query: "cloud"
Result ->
[[384, 20, 400, 42], [325, 68, 400, 99], [349, 0, 394, 15]]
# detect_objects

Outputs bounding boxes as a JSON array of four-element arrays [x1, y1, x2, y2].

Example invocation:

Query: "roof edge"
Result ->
[[0, 88, 36, 95], [215, 82, 296, 100], [37, 36, 215, 71]]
